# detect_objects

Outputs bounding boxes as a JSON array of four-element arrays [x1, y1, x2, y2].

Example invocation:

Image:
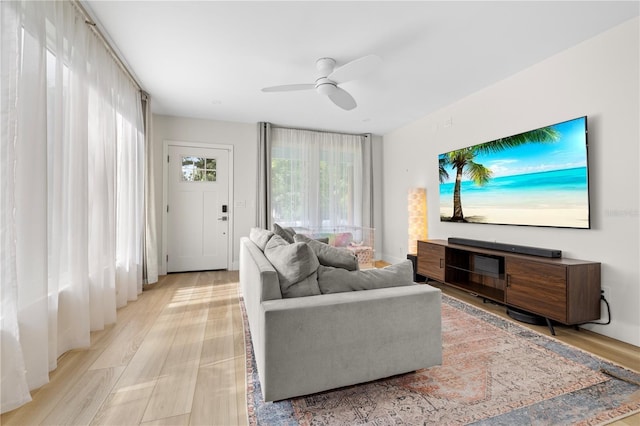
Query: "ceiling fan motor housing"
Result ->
[[315, 57, 336, 76]]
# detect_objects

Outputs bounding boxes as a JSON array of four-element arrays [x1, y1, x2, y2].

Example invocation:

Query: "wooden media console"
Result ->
[[417, 239, 601, 335]]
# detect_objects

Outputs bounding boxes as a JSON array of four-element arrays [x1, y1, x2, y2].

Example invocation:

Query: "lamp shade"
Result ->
[[408, 188, 427, 254]]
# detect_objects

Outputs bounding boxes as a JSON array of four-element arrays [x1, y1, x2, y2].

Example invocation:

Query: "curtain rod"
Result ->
[[72, 0, 143, 92], [270, 123, 369, 138]]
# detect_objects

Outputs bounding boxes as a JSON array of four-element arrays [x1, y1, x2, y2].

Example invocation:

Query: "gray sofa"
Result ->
[[239, 235, 442, 402]]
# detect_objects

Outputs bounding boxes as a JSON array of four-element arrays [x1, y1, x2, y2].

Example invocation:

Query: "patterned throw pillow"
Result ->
[[332, 232, 353, 247]]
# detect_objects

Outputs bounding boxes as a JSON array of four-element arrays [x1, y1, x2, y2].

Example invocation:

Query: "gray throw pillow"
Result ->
[[272, 223, 296, 243], [317, 260, 414, 294], [249, 227, 274, 251], [293, 233, 359, 271], [264, 235, 321, 298]]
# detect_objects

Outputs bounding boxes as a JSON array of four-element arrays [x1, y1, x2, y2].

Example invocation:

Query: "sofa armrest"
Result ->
[[258, 284, 442, 401], [239, 237, 281, 302]]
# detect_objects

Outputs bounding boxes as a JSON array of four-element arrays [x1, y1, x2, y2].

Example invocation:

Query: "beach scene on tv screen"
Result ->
[[439, 117, 590, 229]]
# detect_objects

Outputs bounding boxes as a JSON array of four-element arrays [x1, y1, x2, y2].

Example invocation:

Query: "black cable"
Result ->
[[580, 294, 611, 326]]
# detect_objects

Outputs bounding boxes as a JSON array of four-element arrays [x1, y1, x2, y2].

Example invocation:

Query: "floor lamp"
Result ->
[[408, 188, 428, 255], [407, 188, 428, 281]]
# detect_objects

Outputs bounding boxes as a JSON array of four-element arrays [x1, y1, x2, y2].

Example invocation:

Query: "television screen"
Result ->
[[439, 116, 590, 229]]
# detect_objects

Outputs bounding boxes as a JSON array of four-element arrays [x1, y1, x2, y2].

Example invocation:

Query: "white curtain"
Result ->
[[1, 0, 145, 413], [142, 92, 158, 285], [270, 127, 369, 230]]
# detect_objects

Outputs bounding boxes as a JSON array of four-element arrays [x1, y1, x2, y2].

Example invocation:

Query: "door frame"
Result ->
[[161, 139, 234, 275]]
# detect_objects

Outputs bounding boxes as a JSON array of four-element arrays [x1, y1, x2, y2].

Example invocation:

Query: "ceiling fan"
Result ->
[[261, 55, 382, 111]]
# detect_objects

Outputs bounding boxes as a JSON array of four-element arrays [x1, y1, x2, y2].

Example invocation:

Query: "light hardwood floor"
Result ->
[[2, 270, 638, 425]]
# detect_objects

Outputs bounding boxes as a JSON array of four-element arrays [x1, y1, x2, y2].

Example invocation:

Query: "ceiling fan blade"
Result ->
[[328, 54, 382, 84], [328, 87, 357, 111], [261, 83, 315, 93]]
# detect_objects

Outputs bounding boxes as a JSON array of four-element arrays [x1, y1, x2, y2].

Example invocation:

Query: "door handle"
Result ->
[[218, 216, 228, 221]]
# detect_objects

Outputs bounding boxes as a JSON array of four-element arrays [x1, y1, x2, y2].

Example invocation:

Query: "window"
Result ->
[[270, 128, 365, 229], [181, 156, 217, 182]]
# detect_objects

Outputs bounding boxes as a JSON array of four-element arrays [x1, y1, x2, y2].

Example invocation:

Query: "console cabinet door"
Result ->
[[417, 241, 445, 282], [506, 259, 567, 323]]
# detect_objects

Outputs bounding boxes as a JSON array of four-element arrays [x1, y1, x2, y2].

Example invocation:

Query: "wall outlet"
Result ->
[[601, 286, 610, 299]]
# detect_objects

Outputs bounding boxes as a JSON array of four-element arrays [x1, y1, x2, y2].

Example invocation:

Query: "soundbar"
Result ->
[[447, 237, 562, 258]]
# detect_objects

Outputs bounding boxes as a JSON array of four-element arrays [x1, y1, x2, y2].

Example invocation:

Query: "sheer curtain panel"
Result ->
[[142, 92, 159, 285], [270, 127, 370, 229], [1, 0, 146, 413], [1, 0, 33, 412]]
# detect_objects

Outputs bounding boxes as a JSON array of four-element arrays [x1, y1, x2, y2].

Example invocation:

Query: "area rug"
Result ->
[[243, 294, 640, 425]]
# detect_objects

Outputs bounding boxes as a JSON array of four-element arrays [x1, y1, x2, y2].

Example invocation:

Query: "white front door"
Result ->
[[167, 145, 229, 272]]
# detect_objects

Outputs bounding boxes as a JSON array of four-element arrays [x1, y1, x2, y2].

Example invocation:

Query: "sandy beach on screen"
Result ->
[[440, 207, 589, 228]]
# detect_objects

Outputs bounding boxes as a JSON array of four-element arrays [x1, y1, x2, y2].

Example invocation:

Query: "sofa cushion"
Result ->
[[293, 233, 359, 271], [272, 223, 296, 243], [264, 235, 321, 298], [249, 227, 274, 251], [317, 260, 414, 294]]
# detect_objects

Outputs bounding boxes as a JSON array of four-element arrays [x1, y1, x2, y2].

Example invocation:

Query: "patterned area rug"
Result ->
[[243, 294, 640, 425]]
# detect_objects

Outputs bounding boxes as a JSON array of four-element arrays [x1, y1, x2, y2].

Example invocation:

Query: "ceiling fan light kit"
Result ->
[[315, 78, 338, 96], [262, 54, 381, 111]]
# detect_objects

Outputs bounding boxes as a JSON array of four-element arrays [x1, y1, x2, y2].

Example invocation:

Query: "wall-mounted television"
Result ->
[[439, 116, 590, 229]]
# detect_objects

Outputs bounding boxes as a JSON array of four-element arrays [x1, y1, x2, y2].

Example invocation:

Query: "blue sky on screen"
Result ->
[[440, 117, 587, 182]]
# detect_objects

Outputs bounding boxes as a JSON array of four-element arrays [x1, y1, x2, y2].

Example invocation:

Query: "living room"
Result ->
[[150, 4, 640, 347], [2, 1, 639, 425]]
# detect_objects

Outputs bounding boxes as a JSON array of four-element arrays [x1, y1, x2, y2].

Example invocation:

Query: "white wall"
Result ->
[[153, 116, 257, 271], [381, 18, 639, 346]]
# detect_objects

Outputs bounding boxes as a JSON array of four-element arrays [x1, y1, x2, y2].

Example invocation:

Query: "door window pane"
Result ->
[[182, 156, 217, 182]]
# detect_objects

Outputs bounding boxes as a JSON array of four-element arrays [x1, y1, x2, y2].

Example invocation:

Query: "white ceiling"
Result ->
[[82, 1, 638, 135]]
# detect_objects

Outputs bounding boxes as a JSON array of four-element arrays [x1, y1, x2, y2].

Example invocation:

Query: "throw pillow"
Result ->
[[272, 223, 296, 243], [332, 232, 353, 247], [293, 233, 359, 271], [249, 227, 274, 251], [317, 260, 414, 294], [264, 235, 321, 298]]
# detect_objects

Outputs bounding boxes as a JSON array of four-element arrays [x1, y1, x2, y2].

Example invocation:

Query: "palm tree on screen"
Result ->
[[440, 127, 560, 222]]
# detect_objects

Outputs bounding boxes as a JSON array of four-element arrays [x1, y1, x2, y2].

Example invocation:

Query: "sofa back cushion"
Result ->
[[249, 227, 274, 251], [317, 260, 414, 294], [293, 233, 358, 271], [264, 235, 321, 298]]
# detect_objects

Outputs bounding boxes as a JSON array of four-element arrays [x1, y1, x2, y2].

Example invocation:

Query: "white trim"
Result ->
[[162, 139, 234, 275]]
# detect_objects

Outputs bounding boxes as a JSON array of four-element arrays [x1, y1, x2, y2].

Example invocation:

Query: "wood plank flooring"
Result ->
[[1, 270, 638, 425], [1, 271, 247, 426]]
